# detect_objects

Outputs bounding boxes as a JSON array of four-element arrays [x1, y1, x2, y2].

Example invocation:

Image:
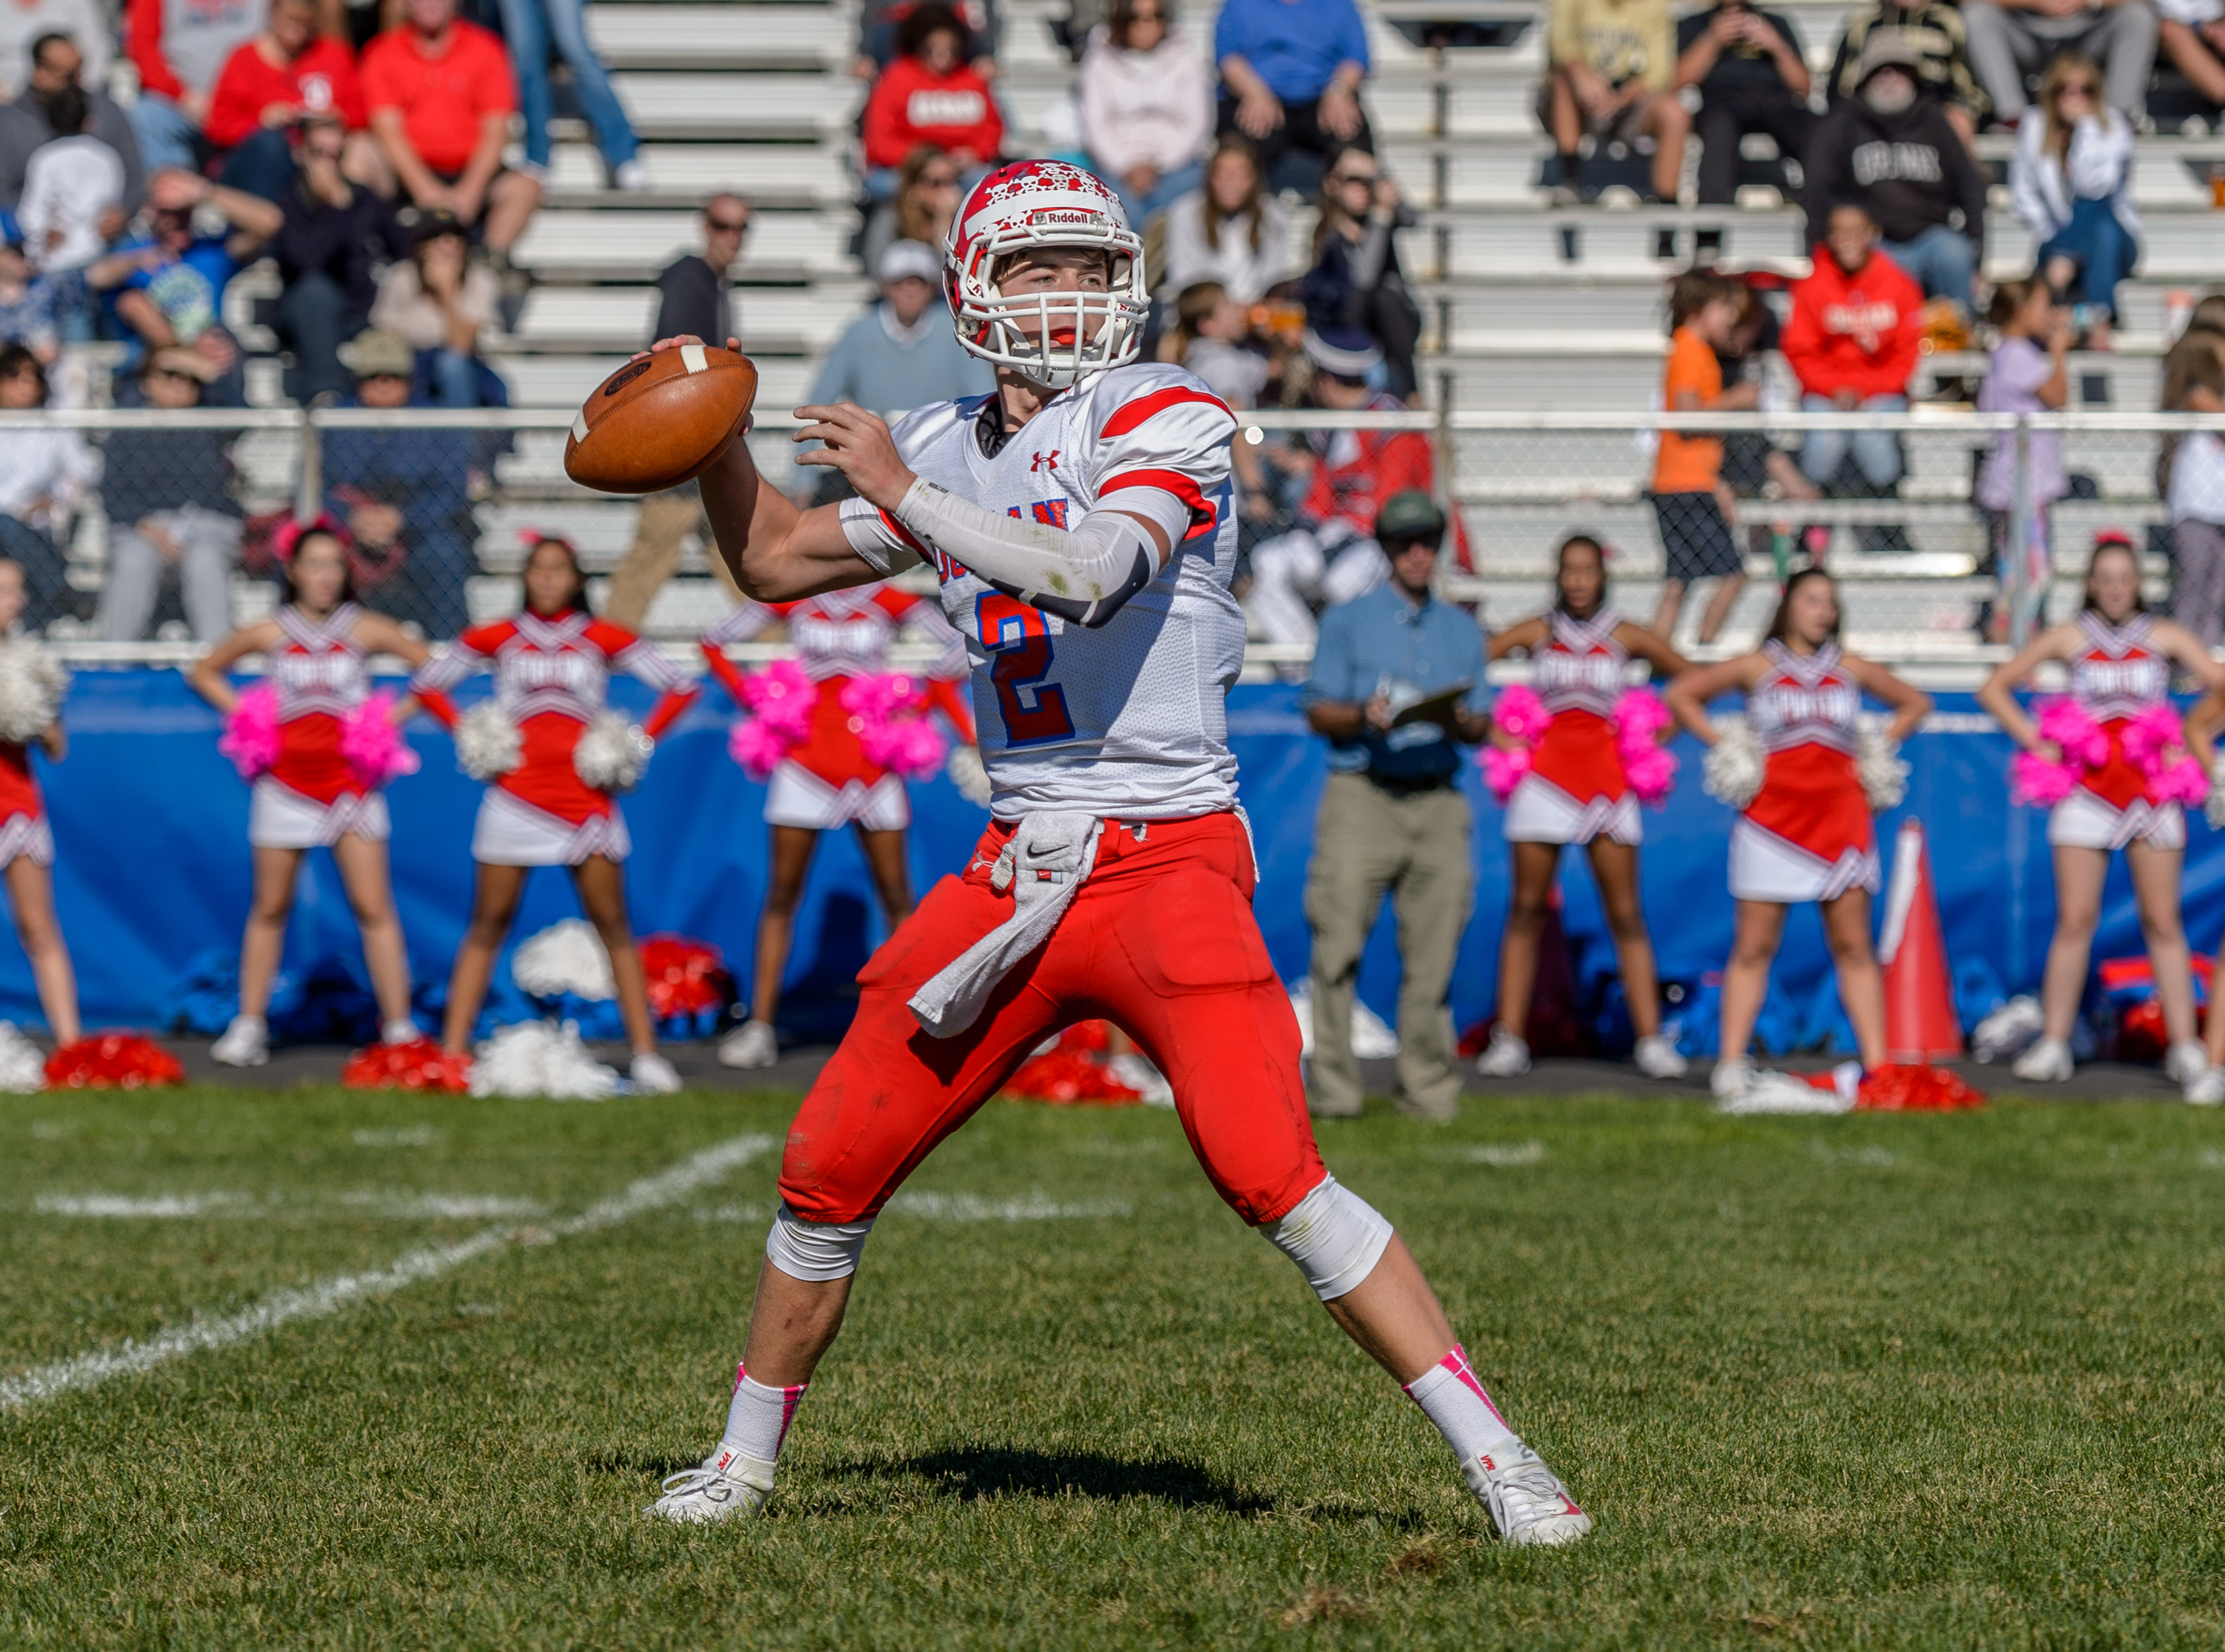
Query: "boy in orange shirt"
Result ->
[[1650, 272, 1758, 642]]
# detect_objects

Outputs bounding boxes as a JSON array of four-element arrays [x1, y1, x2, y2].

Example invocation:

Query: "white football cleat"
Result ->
[[212, 1014, 268, 1068], [1633, 1033, 1687, 1079], [2166, 1039, 2208, 1088], [1710, 1057, 1751, 1099], [718, 1019, 779, 1070], [630, 1051, 683, 1094], [1475, 1028, 1531, 1078], [1463, 1439, 1592, 1547], [2185, 1066, 2225, 1106], [645, 1448, 773, 1524], [2010, 1036, 2073, 1082]]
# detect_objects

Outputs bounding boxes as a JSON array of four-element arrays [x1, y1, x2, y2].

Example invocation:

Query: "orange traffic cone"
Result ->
[[1878, 819, 1962, 1062]]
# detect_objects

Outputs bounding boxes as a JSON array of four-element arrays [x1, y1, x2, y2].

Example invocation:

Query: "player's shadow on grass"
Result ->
[[834, 1447, 1275, 1514]]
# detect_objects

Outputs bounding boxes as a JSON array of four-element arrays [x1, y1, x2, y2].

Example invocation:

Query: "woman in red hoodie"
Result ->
[[1782, 201, 1922, 499], [861, 3, 1003, 197]]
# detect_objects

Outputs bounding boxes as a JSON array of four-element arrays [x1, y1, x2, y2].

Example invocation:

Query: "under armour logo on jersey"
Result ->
[[1031, 450, 1060, 472]]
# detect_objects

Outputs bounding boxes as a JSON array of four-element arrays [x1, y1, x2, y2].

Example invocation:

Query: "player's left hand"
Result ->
[[793, 402, 917, 512]]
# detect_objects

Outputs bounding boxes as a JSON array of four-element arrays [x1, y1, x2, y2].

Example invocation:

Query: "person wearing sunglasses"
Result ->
[[1078, 0, 1211, 225], [2010, 52, 2139, 352], [1303, 150, 1419, 399]]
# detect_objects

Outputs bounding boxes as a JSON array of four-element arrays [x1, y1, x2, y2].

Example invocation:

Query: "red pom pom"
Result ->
[[341, 1038, 472, 1092], [45, 1033, 186, 1090], [637, 934, 733, 1020], [1002, 1023, 1138, 1104], [1853, 1062, 1988, 1111]]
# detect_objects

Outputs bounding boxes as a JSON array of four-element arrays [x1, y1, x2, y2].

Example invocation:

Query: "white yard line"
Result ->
[[0, 1132, 776, 1410], [32, 1191, 554, 1221]]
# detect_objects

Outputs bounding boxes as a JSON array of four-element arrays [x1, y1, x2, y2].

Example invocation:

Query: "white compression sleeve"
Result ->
[[888, 478, 1190, 626]]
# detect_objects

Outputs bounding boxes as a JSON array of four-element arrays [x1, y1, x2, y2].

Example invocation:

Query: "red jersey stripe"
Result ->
[[1097, 386, 1233, 439], [1099, 468, 1216, 538]]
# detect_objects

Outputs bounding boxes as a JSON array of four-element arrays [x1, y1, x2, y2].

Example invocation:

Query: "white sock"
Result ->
[[381, 1018, 419, 1045], [1404, 1344, 1519, 1467], [713, 1364, 806, 1475]]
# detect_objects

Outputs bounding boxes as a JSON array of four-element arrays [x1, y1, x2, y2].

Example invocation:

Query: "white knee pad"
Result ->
[[764, 1202, 875, 1282], [1262, 1175, 1394, 1302]]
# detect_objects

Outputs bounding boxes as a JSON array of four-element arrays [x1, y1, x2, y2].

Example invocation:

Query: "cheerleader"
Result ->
[[1667, 568, 1931, 1097], [0, 557, 78, 1046], [1975, 534, 2225, 1086], [1479, 535, 1693, 1079], [188, 519, 430, 1067], [699, 582, 977, 1070], [412, 535, 699, 1092]]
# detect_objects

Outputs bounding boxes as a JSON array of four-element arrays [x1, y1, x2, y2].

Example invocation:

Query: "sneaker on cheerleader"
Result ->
[[1710, 1057, 1751, 1099], [2186, 1066, 2225, 1107], [645, 1448, 773, 1524], [718, 1019, 779, 1070], [2166, 1039, 2208, 1088], [1475, 1028, 1531, 1078], [631, 1051, 683, 1094], [2011, 1036, 2073, 1083], [212, 1014, 268, 1068], [1463, 1438, 1592, 1547], [1633, 1033, 1687, 1080]]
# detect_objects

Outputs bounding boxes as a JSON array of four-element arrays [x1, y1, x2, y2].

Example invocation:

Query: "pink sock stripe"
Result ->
[[733, 1360, 748, 1393], [1442, 1344, 1510, 1428], [776, 1382, 806, 1454]]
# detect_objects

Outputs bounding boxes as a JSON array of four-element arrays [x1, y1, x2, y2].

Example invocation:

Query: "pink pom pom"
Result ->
[[840, 672, 921, 726], [2120, 702, 2185, 769], [2034, 697, 2109, 769], [1612, 687, 1673, 746], [2011, 748, 2081, 806], [1492, 684, 1552, 746], [339, 692, 419, 790], [217, 682, 281, 781], [741, 659, 819, 742], [1623, 743, 1679, 808], [728, 716, 792, 781], [868, 714, 948, 779], [2153, 756, 2209, 805], [1478, 744, 1532, 803]]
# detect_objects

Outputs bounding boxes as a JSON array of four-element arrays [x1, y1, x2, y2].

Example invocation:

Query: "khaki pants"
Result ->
[[1304, 771, 1474, 1119], [602, 484, 740, 632]]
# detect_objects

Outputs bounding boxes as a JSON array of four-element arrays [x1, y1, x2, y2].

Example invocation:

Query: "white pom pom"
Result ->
[[470, 1019, 618, 1100], [1857, 724, 1910, 812], [2208, 767, 2225, 830], [946, 743, 992, 806], [0, 1020, 45, 1091], [455, 701, 522, 781], [510, 918, 617, 1000], [573, 712, 652, 793], [1702, 714, 1764, 811], [0, 639, 67, 745]]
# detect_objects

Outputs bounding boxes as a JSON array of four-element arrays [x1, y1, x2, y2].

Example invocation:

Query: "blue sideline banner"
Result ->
[[18, 673, 2217, 1050]]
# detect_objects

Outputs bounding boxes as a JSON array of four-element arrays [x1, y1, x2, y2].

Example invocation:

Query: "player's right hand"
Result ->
[[792, 402, 916, 512]]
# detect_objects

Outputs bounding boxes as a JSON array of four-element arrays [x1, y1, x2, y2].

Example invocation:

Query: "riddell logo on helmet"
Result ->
[[1027, 209, 1102, 226]]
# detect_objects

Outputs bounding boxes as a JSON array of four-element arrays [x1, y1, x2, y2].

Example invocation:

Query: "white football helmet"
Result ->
[[944, 159, 1148, 389]]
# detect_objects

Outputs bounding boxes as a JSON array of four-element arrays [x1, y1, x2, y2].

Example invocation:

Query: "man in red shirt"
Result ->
[[361, 0, 538, 254], [1782, 201, 1922, 498], [205, 0, 379, 203]]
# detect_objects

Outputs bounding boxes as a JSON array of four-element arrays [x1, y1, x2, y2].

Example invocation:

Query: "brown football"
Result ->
[[563, 346, 757, 494]]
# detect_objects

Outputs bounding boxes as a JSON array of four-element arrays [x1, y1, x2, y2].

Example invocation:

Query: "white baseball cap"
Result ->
[[877, 239, 941, 285]]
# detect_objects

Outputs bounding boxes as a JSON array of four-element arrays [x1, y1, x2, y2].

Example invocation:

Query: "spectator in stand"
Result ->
[[1214, 0, 1371, 196], [87, 165, 280, 401], [371, 211, 501, 407], [1649, 272, 1755, 643], [862, 147, 961, 275], [1079, 0, 1211, 226], [1302, 146, 1419, 399], [1803, 34, 1986, 310], [1247, 326, 1470, 659], [1783, 203, 1922, 501], [1542, 0, 1687, 205], [1159, 134, 1286, 303], [497, 0, 644, 192], [1675, 0, 1813, 208], [126, 0, 264, 174], [0, 0, 106, 100], [2011, 53, 2139, 352], [2161, 323, 2225, 640], [0, 215, 59, 363], [1974, 277, 2070, 641], [2157, 0, 2225, 112], [861, 5, 1004, 199], [322, 328, 475, 637], [855, 0, 999, 75], [17, 83, 123, 340], [0, 32, 145, 215], [1826, 0, 1987, 148], [1963, 0, 2158, 123], [362, 0, 539, 259], [1164, 280, 1272, 503], [272, 111, 408, 403], [599, 192, 750, 631], [95, 348, 240, 643], [205, 0, 379, 206], [0, 346, 94, 631]]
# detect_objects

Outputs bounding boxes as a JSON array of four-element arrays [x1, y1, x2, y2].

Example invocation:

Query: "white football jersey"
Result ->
[[841, 361, 1242, 820]]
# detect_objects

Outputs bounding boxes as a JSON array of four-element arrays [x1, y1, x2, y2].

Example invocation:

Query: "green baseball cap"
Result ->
[[1375, 490, 1448, 544]]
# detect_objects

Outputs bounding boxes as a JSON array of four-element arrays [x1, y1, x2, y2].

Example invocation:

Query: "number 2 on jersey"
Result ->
[[975, 592, 1075, 746]]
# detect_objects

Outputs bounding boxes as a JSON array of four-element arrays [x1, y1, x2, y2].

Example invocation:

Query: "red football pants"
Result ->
[[777, 811, 1326, 1228]]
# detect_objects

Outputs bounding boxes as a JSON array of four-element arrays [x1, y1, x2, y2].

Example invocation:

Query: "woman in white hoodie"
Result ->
[[1079, 0, 1212, 225], [2009, 52, 2139, 352]]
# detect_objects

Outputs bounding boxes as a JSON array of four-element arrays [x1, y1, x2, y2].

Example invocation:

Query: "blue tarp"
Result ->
[[16, 673, 2214, 1050]]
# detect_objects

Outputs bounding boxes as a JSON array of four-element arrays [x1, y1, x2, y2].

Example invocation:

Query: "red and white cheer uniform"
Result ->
[[0, 734, 52, 868], [252, 602, 389, 849], [1503, 608, 1640, 846], [1728, 641, 1881, 903], [414, 610, 693, 866], [704, 584, 973, 831], [2050, 612, 2184, 851]]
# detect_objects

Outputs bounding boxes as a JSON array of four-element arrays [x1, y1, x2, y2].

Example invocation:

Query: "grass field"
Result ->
[[5, 1084, 2224, 1649]]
